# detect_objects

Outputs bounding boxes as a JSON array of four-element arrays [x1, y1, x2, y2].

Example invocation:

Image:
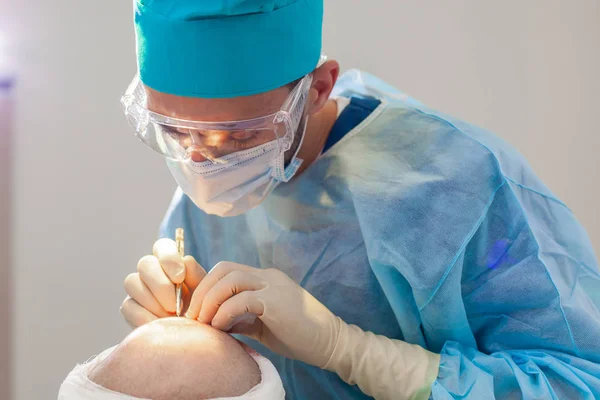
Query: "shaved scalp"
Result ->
[[89, 318, 260, 400]]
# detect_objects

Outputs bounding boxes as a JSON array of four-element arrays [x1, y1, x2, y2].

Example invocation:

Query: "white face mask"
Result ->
[[166, 123, 305, 217], [59, 346, 286, 400]]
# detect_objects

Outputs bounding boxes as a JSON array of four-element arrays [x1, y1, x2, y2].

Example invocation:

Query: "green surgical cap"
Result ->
[[134, 0, 324, 98]]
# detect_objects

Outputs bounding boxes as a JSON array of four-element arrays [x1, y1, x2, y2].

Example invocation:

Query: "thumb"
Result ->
[[153, 238, 185, 284], [229, 318, 263, 341]]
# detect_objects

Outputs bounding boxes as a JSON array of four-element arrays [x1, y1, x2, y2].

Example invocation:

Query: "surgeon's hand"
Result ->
[[185, 261, 341, 368], [185, 262, 441, 400], [120, 238, 207, 328]]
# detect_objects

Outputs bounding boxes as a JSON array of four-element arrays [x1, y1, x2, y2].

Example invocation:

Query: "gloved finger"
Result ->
[[181, 282, 192, 315], [138, 255, 177, 313], [186, 261, 257, 319], [211, 290, 265, 332], [124, 273, 171, 318], [183, 255, 206, 293], [153, 238, 185, 284], [120, 296, 158, 328], [228, 319, 263, 342], [198, 271, 266, 324]]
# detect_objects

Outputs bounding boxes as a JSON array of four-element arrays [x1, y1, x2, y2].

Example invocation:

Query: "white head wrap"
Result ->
[[58, 345, 285, 400]]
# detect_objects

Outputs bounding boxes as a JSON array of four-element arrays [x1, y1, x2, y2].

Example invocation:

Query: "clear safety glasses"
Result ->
[[120, 74, 313, 164]]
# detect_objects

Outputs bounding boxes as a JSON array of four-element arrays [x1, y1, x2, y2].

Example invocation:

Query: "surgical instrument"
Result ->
[[175, 228, 184, 317]]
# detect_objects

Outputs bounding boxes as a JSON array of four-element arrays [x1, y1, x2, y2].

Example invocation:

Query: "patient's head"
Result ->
[[59, 318, 284, 400]]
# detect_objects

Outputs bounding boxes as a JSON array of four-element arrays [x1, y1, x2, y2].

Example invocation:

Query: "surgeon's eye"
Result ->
[[162, 126, 192, 147], [161, 126, 267, 154], [229, 130, 262, 150], [163, 126, 187, 138], [231, 130, 256, 141]]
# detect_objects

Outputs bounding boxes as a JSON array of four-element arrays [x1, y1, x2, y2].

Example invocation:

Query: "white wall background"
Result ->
[[2, 0, 598, 398], [0, 85, 14, 400]]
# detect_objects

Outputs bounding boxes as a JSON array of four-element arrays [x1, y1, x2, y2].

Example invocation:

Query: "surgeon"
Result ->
[[118, 1, 600, 399]]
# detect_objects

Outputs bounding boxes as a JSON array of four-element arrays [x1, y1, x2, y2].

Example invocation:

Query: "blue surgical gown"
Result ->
[[160, 70, 600, 399]]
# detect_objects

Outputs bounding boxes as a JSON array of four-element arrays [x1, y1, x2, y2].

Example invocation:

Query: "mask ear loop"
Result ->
[[277, 52, 326, 150], [270, 67, 318, 182], [278, 73, 313, 145], [271, 106, 309, 182]]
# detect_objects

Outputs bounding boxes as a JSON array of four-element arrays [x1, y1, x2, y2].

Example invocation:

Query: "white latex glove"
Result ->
[[120, 238, 207, 328], [185, 261, 440, 400], [324, 322, 441, 400], [185, 261, 340, 368]]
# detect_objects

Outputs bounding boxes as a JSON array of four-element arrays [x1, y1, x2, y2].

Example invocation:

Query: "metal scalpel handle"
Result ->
[[175, 228, 184, 317]]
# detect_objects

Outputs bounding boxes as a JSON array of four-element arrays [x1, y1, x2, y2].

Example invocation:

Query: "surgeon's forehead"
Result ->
[[144, 84, 291, 122]]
